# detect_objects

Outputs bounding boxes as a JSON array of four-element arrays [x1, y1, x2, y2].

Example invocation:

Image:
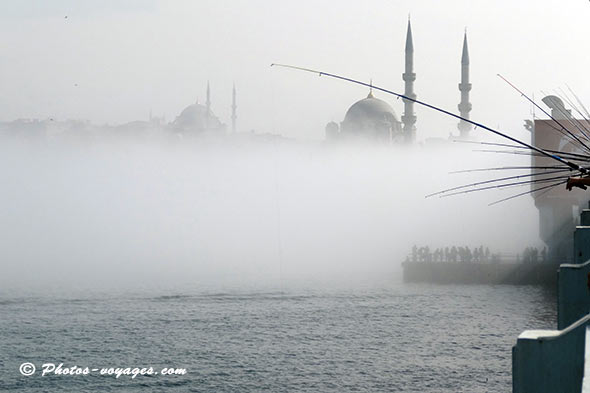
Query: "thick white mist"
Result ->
[[0, 134, 542, 292]]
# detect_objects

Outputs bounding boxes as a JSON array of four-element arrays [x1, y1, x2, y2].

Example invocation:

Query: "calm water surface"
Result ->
[[0, 282, 556, 392]]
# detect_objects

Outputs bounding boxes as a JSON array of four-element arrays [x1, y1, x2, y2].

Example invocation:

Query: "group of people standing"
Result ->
[[518, 247, 547, 264], [409, 245, 494, 263], [408, 245, 548, 264]]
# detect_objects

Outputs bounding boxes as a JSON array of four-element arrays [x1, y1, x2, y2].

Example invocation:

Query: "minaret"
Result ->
[[206, 81, 211, 128], [402, 18, 417, 143], [231, 83, 237, 133], [206, 81, 211, 113], [457, 31, 472, 138]]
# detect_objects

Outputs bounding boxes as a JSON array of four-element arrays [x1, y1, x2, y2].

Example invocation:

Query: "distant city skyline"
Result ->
[[0, 0, 588, 142]]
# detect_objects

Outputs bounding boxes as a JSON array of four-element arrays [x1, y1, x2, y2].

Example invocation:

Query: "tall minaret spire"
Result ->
[[402, 17, 416, 143], [205, 81, 211, 128], [457, 30, 472, 138], [231, 83, 237, 133], [206, 81, 211, 113]]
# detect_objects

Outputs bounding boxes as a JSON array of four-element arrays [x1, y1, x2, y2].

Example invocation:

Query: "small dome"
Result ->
[[325, 121, 339, 140], [325, 121, 339, 132]]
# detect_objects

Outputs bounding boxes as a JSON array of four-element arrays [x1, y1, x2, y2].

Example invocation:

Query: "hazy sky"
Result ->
[[0, 0, 588, 142]]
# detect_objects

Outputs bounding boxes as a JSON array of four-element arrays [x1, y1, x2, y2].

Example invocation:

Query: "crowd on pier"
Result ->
[[407, 245, 548, 264], [519, 246, 548, 264]]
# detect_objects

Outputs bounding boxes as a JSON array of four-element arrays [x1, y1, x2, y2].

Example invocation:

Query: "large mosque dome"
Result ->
[[172, 102, 225, 133], [324, 20, 473, 144], [343, 94, 399, 125], [339, 92, 402, 141]]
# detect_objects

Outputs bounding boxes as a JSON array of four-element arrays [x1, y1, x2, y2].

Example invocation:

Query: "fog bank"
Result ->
[[0, 135, 541, 293]]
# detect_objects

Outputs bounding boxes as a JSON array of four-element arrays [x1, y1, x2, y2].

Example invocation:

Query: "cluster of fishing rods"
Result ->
[[271, 63, 590, 205]]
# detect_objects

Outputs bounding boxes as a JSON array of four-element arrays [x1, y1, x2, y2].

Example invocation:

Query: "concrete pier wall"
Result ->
[[402, 261, 556, 285], [558, 259, 590, 329], [582, 327, 590, 393], [513, 315, 590, 393], [580, 209, 590, 226], [513, 208, 590, 392], [574, 226, 590, 264]]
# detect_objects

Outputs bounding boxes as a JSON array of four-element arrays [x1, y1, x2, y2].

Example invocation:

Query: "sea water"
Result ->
[[0, 281, 556, 392]]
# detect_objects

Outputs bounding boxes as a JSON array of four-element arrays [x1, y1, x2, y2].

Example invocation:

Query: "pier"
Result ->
[[402, 245, 557, 285]]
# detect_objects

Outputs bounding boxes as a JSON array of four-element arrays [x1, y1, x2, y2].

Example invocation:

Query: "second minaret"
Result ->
[[402, 19, 417, 143], [457, 31, 472, 138]]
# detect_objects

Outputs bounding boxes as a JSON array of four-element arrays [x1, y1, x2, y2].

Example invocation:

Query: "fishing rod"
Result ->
[[489, 179, 570, 206], [454, 140, 590, 160], [540, 89, 590, 144], [553, 89, 590, 136], [271, 63, 588, 176], [498, 74, 590, 154], [467, 146, 590, 166], [474, 149, 590, 162], [555, 88, 590, 138], [439, 174, 571, 198], [449, 165, 569, 174], [541, 89, 590, 143], [532, 115, 590, 150], [453, 140, 527, 149], [427, 168, 573, 198], [567, 84, 590, 120]]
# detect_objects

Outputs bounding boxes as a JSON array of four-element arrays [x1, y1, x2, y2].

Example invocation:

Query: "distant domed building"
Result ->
[[339, 90, 402, 142], [326, 20, 473, 144], [171, 82, 236, 134], [172, 101, 225, 133]]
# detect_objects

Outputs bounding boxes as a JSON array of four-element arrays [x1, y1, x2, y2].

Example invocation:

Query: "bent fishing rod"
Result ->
[[271, 63, 589, 182]]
